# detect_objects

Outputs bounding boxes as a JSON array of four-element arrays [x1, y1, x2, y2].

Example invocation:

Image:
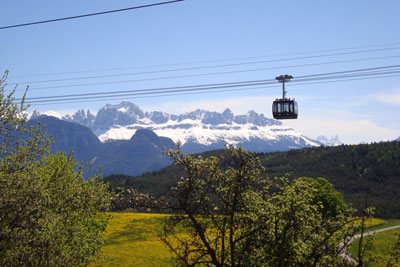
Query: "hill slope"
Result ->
[[28, 116, 175, 177], [104, 142, 400, 218]]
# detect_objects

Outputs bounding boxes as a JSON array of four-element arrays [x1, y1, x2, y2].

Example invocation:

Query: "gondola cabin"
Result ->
[[272, 74, 298, 120], [272, 99, 298, 119]]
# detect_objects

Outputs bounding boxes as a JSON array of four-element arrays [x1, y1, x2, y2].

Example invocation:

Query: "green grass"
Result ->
[[349, 220, 400, 264], [351, 218, 400, 235], [89, 213, 174, 267], [91, 213, 399, 267], [363, 219, 400, 232]]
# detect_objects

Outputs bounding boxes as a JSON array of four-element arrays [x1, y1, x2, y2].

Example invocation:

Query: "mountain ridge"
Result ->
[[38, 101, 331, 153], [28, 115, 174, 177]]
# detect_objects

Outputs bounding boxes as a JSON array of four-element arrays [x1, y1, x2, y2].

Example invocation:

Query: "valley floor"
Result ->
[[90, 213, 400, 267], [89, 213, 174, 267]]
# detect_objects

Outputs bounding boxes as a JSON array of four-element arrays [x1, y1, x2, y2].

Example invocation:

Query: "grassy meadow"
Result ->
[[350, 220, 400, 265], [89, 213, 399, 267], [89, 213, 174, 267]]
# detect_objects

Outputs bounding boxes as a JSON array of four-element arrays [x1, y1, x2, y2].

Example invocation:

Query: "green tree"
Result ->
[[162, 146, 360, 266], [298, 177, 348, 218], [244, 178, 357, 266], [161, 146, 263, 266], [0, 71, 111, 266]]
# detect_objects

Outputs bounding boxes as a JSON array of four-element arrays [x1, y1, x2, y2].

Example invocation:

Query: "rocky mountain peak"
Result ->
[[63, 109, 95, 128], [201, 111, 227, 125], [61, 101, 283, 132], [93, 102, 145, 130], [231, 110, 280, 126], [30, 110, 64, 120], [41, 101, 323, 153], [30, 110, 41, 120], [222, 108, 234, 121], [178, 109, 208, 122], [146, 111, 169, 124]]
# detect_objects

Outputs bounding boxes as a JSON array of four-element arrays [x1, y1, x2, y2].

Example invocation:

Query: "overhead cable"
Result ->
[[0, 0, 184, 30], [22, 65, 400, 104], [29, 73, 400, 106], [10, 47, 400, 86], [24, 55, 400, 92], [7, 42, 400, 78], [295, 64, 400, 79]]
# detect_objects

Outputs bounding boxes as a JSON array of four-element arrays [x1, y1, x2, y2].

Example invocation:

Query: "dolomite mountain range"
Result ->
[[29, 101, 342, 176]]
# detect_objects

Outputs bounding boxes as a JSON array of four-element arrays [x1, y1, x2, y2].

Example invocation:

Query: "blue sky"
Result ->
[[1, 0, 400, 144]]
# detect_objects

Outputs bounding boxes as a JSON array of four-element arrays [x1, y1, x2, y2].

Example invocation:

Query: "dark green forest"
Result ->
[[104, 141, 400, 218]]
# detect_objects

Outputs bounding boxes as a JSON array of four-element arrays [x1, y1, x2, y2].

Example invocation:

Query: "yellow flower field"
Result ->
[[89, 213, 174, 267], [364, 217, 386, 228], [90, 213, 396, 267]]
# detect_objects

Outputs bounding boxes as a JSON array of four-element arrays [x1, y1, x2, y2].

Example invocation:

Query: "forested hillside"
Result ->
[[28, 116, 175, 176], [104, 141, 400, 218]]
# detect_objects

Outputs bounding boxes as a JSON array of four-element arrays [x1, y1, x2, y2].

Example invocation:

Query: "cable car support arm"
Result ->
[[275, 74, 293, 99]]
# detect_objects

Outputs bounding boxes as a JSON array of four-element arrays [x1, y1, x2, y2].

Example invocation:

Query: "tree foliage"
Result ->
[[0, 72, 111, 266], [110, 187, 160, 210], [161, 146, 263, 266], [298, 177, 348, 219], [0, 71, 28, 135], [161, 146, 359, 266], [107, 141, 400, 218]]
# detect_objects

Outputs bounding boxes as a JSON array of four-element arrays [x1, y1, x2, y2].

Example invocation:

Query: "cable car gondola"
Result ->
[[272, 75, 298, 119]]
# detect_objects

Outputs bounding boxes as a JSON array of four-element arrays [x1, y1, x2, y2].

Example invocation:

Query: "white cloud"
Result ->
[[284, 117, 400, 144], [369, 88, 400, 105]]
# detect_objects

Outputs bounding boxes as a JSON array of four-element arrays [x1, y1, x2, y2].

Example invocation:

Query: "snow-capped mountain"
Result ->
[[52, 101, 320, 153], [29, 110, 63, 120], [27, 115, 175, 177], [316, 135, 342, 146], [63, 109, 96, 129]]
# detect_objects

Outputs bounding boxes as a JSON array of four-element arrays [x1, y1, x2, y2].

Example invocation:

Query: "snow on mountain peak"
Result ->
[[117, 107, 128, 113], [28, 110, 63, 120], [37, 101, 323, 152], [316, 135, 342, 146], [42, 111, 63, 119]]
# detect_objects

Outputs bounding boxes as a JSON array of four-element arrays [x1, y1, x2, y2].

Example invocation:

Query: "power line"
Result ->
[[29, 73, 400, 107], [10, 47, 400, 85], [24, 79, 278, 101], [294, 70, 400, 83], [30, 84, 279, 106], [24, 54, 400, 92], [0, 0, 184, 30], [24, 65, 400, 103], [7, 42, 400, 79], [294, 64, 400, 80], [22, 65, 400, 104]]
